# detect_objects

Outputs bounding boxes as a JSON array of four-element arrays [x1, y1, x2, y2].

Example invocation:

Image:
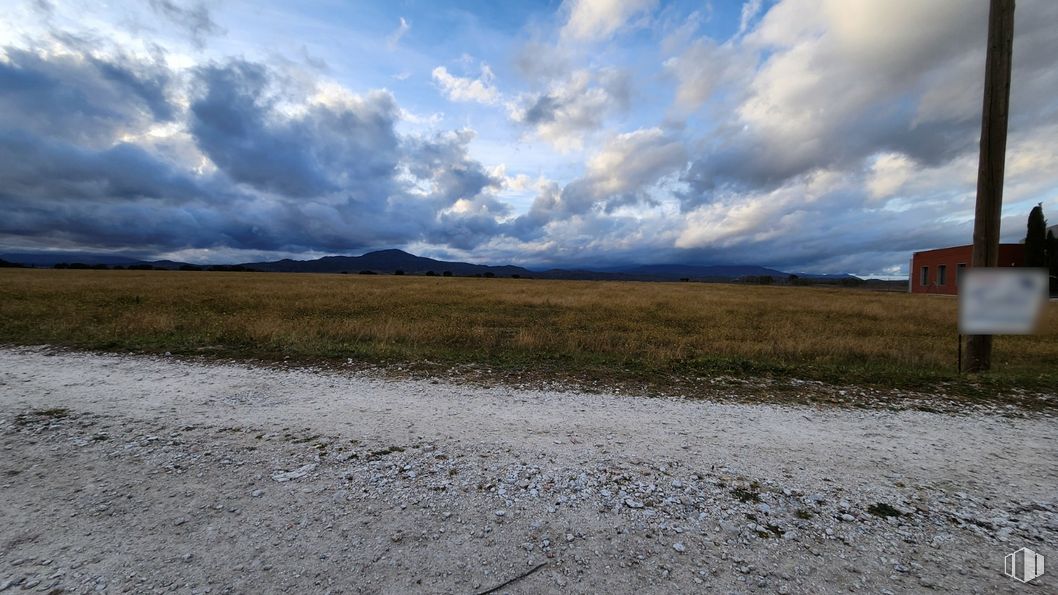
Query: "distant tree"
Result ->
[[53, 263, 68, 269], [511, 274, 520, 279], [68, 263, 90, 270], [359, 270, 377, 275], [394, 269, 405, 276], [787, 274, 799, 284], [1025, 203, 1048, 268], [426, 270, 437, 276], [1048, 229, 1058, 295], [91, 263, 109, 270], [442, 271, 453, 277], [679, 277, 690, 282], [483, 272, 495, 278], [759, 275, 773, 285], [0, 258, 24, 268]]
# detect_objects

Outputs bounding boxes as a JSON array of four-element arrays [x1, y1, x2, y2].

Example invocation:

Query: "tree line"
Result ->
[[1025, 203, 1058, 294]]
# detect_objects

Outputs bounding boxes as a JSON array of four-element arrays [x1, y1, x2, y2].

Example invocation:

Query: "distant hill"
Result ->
[[0, 257, 27, 268], [240, 249, 534, 276], [2, 248, 865, 282]]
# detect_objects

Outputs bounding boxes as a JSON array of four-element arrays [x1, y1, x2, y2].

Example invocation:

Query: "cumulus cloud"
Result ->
[[511, 127, 685, 238], [560, 0, 658, 42], [584, 128, 686, 197], [664, 39, 753, 112], [679, 0, 1058, 205], [4, 0, 1058, 276], [866, 153, 916, 201], [508, 68, 630, 151], [431, 64, 500, 105], [190, 61, 402, 198], [0, 39, 515, 255], [0, 45, 174, 146]]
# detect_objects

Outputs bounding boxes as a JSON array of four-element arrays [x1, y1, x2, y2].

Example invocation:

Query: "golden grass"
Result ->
[[1, 268, 1056, 392]]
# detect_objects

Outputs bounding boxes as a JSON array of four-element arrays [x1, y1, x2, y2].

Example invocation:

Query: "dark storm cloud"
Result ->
[[0, 131, 205, 202], [190, 61, 333, 197], [0, 46, 174, 145], [189, 61, 404, 200], [405, 130, 502, 206], [680, 99, 978, 205], [0, 41, 518, 256]]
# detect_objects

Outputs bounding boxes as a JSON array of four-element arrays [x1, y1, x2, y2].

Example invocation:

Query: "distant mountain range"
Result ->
[[0, 249, 861, 282], [240, 249, 532, 277]]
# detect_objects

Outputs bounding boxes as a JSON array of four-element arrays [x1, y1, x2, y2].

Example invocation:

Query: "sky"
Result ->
[[1, 0, 1057, 276]]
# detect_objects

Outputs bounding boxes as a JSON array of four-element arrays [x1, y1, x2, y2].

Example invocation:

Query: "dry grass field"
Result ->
[[1, 268, 1056, 394]]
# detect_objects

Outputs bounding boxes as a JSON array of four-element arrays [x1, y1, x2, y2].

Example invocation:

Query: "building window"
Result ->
[[957, 263, 967, 285], [938, 265, 947, 286], [920, 266, 929, 286]]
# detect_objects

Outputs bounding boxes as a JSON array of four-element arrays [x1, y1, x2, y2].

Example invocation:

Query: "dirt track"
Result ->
[[1, 347, 1055, 593]]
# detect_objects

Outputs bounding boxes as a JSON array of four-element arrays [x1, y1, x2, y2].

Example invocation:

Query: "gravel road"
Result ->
[[1, 347, 1055, 594]]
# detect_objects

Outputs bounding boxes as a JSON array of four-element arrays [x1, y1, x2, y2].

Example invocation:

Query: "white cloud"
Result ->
[[508, 68, 629, 152], [431, 64, 500, 105], [737, 0, 763, 36], [664, 39, 752, 111], [560, 0, 658, 42], [387, 17, 410, 49], [586, 128, 686, 195], [866, 152, 915, 201]]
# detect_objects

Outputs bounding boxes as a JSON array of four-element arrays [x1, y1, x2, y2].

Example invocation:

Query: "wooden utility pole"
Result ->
[[963, 0, 1015, 373]]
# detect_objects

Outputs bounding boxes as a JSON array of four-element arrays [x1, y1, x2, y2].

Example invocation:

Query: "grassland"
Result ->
[[1, 269, 1056, 397]]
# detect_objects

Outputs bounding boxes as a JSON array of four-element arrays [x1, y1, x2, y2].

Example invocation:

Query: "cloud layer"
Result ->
[[2, 0, 1058, 275]]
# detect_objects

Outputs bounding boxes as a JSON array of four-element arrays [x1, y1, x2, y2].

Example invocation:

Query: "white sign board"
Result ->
[[959, 268, 1048, 335]]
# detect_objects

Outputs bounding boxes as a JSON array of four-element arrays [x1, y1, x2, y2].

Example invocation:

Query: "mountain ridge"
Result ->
[[1, 249, 860, 281]]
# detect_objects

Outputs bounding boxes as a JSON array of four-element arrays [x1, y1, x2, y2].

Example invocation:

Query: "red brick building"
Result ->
[[909, 244, 1024, 294]]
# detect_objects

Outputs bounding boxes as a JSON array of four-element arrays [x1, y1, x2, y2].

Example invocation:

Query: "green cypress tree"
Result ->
[[1025, 203, 1048, 268], [1048, 229, 1058, 295]]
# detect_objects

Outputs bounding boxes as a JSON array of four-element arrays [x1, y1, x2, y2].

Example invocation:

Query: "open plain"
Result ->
[[2, 269, 1057, 397]]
